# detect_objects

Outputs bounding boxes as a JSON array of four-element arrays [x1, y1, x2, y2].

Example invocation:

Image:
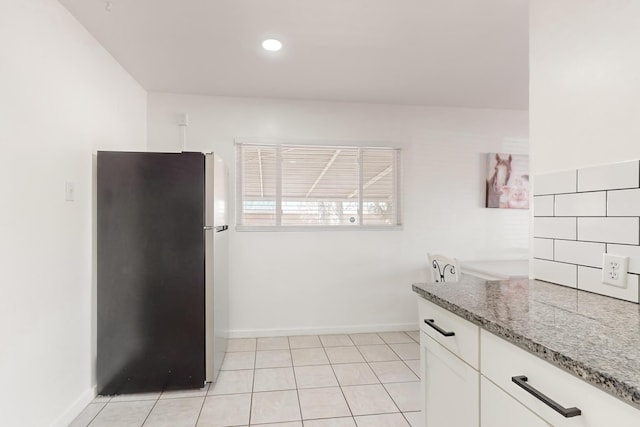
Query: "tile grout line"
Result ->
[[320, 335, 356, 421], [248, 341, 258, 426], [84, 400, 109, 427], [192, 382, 211, 426], [383, 336, 421, 380], [363, 333, 411, 416], [351, 333, 390, 420], [138, 393, 161, 427], [348, 332, 418, 420], [399, 412, 413, 426], [287, 336, 304, 423]]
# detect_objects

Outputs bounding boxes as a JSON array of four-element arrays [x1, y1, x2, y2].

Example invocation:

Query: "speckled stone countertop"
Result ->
[[412, 276, 640, 409]]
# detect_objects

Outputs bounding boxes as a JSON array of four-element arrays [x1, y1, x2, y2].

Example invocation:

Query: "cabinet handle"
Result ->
[[423, 319, 455, 337], [511, 375, 581, 418]]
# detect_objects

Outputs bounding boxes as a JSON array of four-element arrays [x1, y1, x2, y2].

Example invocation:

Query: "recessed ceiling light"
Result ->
[[262, 39, 282, 52]]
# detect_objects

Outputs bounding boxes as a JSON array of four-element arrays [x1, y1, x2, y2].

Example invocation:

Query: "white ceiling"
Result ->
[[59, 0, 529, 109]]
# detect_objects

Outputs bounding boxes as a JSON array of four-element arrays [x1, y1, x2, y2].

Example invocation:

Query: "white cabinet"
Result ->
[[419, 298, 480, 427], [481, 377, 550, 427], [421, 332, 479, 427], [417, 297, 640, 427]]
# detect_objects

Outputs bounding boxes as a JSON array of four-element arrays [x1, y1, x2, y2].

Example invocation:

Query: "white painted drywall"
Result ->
[[530, 0, 640, 174], [147, 93, 529, 337], [0, 1, 146, 426]]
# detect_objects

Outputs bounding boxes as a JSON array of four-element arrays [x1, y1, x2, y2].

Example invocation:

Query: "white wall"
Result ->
[[0, 1, 147, 426], [147, 93, 528, 337], [530, 0, 640, 174]]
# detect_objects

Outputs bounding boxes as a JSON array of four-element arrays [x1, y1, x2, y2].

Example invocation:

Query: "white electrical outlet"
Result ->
[[602, 254, 629, 288]]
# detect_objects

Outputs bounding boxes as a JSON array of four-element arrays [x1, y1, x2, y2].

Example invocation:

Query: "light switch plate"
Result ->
[[602, 254, 629, 288], [65, 181, 75, 202]]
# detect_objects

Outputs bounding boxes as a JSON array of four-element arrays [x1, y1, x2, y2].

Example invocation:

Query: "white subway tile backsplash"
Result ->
[[554, 240, 605, 268], [577, 217, 639, 245], [534, 170, 576, 195], [533, 217, 576, 240], [533, 196, 554, 217], [555, 192, 606, 217], [608, 188, 640, 216], [532, 160, 640, 303], [533, 238, 554, 260], [534, 259, 577, 288], [577, 266, 639, 303], [577, 160, 639, 192], [607, 244, 640, 274]]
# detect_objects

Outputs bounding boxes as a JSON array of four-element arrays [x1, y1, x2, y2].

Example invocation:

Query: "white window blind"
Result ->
[[236, 142, 402, 230]]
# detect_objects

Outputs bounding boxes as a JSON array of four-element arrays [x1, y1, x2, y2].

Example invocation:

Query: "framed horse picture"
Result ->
[[485, 153, 529, 209]]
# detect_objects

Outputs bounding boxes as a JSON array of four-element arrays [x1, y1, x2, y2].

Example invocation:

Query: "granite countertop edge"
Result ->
[[412, 284, 640, 409]]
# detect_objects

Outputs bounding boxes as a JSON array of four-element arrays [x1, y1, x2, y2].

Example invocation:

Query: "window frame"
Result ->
[[235, 140, 403, 231]]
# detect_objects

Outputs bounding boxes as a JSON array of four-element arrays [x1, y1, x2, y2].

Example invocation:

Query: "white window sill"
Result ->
[[235, 225, 403, 232]]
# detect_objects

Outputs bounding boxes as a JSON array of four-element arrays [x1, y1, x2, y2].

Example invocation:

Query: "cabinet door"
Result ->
[[422, 333, 479, 427], [481, 377, 550, 427]]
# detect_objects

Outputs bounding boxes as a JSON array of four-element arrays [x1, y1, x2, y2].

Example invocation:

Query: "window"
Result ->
[[236, 142, 402, 230]]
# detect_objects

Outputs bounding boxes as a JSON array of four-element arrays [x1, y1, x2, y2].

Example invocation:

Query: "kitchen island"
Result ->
[[413, 275, 640, 426]]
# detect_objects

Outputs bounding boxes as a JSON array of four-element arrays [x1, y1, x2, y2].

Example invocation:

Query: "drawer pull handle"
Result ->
[[423, 319, 455, 337], [511, 375, 581, 418]]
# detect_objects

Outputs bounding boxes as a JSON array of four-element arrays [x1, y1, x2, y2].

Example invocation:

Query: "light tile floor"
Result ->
[[71, 331, 423, 427]]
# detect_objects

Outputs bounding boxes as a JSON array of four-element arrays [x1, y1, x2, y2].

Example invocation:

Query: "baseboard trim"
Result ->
[[49, 385, 95, 427], [227, 322, 418, 338]]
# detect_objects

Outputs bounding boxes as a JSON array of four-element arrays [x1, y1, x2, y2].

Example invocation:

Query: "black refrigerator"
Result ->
[[97, 151, 228, 395]]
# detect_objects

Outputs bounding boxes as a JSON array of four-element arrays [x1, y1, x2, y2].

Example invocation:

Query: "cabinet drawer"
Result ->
[[418, 297, 479, 369], [481, 329, 640, 427], [481, 376, 550, 427]]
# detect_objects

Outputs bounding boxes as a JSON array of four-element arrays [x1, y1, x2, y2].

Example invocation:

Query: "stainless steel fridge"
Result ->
[[97, 151, 228, 395]]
